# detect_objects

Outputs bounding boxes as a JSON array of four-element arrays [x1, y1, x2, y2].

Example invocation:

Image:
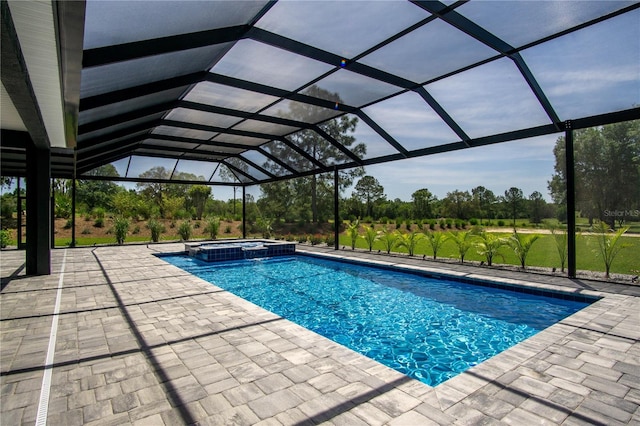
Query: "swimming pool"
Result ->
[[161, 254, 593, 386]]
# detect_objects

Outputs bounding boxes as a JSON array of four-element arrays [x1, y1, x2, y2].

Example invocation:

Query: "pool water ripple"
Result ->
[[163, 255, 590, 386]]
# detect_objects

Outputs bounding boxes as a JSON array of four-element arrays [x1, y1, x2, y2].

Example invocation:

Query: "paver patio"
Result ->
[[1, 243, 638, 425]]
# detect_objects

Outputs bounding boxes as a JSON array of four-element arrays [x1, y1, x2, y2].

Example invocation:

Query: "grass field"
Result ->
[[339, 233, 639, 276], [4, 220, 637, 278]]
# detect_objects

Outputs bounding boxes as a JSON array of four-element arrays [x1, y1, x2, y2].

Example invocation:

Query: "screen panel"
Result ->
[[255, 0, 429, 58], [84, 0, 269, 49], [184, 81, 280, 113], [81, 44, 231, 98], [458, 1, 635, 49], [363, 91, 460, 151], [210, 39, 333, 91], [520, 10, 640, 121], [426, 58, 552, 139]]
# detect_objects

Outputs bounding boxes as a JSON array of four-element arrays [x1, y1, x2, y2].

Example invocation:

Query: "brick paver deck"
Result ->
[[1, 243, 638, 425]]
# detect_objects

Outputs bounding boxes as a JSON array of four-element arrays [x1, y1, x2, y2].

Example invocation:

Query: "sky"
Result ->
[[354, 134, 560, 202], [234, 132, 560, 204], [125, 3, 636, 205], [3, 2, 635, 208]]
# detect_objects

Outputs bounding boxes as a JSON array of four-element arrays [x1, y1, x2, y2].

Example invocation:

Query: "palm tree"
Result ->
[[447, 231, 473, 263], [508, 230, 540, 269], [424, 230, 446, 260], [257, 216, 274, 238], [346, 219, 360, 250], [396, 231, 424, 256], [360, 225, 380, 251], [592, 222, 630, 279], [379, 226, 399, 254], [550, 225, 568, 273], [474, 231, 506, 266]]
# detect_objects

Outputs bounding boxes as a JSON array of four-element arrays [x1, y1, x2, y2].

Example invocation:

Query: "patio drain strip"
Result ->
[[35, 249, 67, 426]]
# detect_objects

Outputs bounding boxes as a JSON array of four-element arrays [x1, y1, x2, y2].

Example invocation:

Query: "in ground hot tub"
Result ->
[[185, 240, 295, 262]]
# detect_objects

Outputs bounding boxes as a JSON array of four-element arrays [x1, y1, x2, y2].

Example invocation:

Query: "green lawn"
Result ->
[[5, 227, 636, 277], [339, 233, 640, 276], [53, 234, 216, 247]]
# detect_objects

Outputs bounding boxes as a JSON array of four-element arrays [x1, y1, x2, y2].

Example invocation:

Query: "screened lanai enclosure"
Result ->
[[1, 0, 639, 275]]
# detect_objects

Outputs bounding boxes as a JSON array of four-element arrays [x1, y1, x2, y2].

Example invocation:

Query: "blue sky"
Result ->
[[221, 4, 639, 204], [5, 2, 634, 208], [234, 132, 560, 204], [358, 134, 559, 202]]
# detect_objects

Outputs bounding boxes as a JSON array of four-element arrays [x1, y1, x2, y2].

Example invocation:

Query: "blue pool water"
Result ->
[[162, 254, 592, 386]]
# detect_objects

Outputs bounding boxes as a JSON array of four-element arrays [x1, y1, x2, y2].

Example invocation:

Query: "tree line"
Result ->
[[1, 120, 638, 231], [339, 179, 552, 226]]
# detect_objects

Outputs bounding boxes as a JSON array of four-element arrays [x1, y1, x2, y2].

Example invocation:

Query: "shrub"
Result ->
[[194, 221, 201, 229], [147, 219, 165, 243], [114, 217, 130, 245], [92, 207, 106, 219], [204, 216, 220, 240], [63, 219, 73, 229], [325, 234, 335, 247], [132, 225, 140, 235], [439, 219, 446, 230], [429, 221, 436, 231], [55, 196, 72, 219], [174, 209, 189, 220], [257, 217, 274, 238], [81, 227, 92, 235], [497, 220, 505, 227], [469, 218, 478, 226], [2, 201, 14, 220], [178, 221, 192, 241], [297, 235, 307, 243], [0, 229, 11, 248], [93, 218, 104, 228], [309, 234, 323, 245], [224, 225, 232, 234]]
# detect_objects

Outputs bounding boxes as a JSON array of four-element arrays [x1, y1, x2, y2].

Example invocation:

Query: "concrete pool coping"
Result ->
[[1, 243, 638, 425]]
